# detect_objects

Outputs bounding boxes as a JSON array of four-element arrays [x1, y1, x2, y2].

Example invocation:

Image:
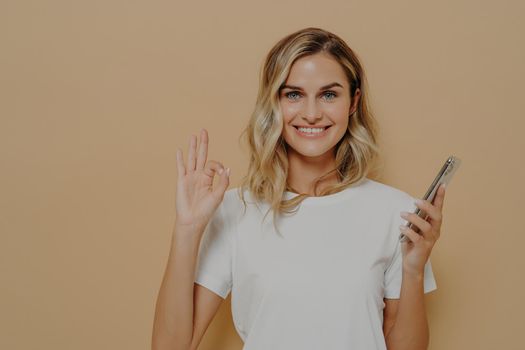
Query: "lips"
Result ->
[[292, 125, 332, 138], [293, 125, 332, 129]]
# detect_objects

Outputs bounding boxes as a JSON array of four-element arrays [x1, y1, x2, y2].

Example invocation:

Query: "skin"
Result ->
[[279, 51, 447, 349], [279, 52, 361, 195], [384, 184, 446, 350], [166, 52, 447, 350]]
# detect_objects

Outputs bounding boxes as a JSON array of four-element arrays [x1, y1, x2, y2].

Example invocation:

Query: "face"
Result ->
[[279, 52, 360, 161]]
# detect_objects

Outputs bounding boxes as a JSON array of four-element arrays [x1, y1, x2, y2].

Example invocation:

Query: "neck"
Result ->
[[286, 147, 340, 196]]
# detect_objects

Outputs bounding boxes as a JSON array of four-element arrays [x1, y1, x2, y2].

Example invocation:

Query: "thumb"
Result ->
[[214, 167, 230, 197]]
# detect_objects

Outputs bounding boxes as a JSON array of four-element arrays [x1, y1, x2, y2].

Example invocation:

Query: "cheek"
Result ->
[[281, 121, 294, 142], [326, 102, 350, 117], [280, 102, 301, 119]]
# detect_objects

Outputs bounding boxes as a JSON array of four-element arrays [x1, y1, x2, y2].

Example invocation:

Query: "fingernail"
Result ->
[[415, 199, 423, 206], [218, 168, 224, 174], [400, 211, 409, 218], [399, 225, 406, 231], [226, 168, 231, 176]]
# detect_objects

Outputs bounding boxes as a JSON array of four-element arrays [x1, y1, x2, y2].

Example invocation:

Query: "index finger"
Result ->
[[432, 183, 446, 212], [415, 196, 442, 223]]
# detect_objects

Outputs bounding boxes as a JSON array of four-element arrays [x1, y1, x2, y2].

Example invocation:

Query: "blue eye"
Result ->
[[285, 91, 301, 100], [323, 91, 337, 100], [283, 90, 337, 101]]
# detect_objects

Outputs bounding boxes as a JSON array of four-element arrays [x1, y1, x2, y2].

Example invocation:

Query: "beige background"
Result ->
[[1, 0, 523, 349]]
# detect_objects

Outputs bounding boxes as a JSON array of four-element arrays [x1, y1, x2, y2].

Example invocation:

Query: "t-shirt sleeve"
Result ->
[[194, 201, 233, 299], [383, 195, 438, 299]]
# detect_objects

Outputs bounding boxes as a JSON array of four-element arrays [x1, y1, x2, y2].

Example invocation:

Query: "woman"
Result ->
[[152, 27, 446, 350]]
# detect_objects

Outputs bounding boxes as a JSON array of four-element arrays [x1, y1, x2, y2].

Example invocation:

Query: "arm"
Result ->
[[384, 271, 428, 350], [151, 224, 225, 350], [151, 129, 230, 349], [151, 224, 203, 350], [385, 185, 446, 349]]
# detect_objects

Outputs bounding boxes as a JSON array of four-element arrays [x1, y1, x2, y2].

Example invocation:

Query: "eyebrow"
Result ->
[[280, 82, 344, 91]]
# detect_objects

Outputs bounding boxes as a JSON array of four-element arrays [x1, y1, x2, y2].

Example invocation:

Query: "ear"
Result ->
[[349, 88, 361, 115]]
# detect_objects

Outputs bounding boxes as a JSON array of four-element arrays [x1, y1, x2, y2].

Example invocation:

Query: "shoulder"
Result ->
[[203, 188, 246, 237], [360, 178, 416, 211], [221, 187, 249, 209], [222, 186, 266, 206], [216, 187, 257, 219]]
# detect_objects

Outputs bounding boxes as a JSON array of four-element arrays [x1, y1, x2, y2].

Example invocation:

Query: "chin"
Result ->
[[287, 144, 336, 159], [284, 128, 344, 159]]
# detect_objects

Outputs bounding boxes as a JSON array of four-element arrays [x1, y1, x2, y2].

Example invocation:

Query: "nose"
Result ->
[[301, 97, 322, 123]]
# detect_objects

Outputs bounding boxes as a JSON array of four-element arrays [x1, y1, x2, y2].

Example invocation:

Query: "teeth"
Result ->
[[298, 127, 325, 133]]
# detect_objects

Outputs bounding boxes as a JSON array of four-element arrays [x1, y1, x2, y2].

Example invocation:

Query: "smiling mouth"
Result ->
[[292, 125, 332, 137], [293, 125, 332, 130]]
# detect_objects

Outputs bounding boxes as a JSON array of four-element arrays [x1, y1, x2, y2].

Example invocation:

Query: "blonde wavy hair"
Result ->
[[237, 27, 383, 235]]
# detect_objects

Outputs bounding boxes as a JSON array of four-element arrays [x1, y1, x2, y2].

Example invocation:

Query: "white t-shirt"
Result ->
[[194, 177, 437, 349]]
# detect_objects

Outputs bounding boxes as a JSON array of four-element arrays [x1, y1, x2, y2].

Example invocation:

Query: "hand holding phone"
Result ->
[[399, 155, 462, 242]]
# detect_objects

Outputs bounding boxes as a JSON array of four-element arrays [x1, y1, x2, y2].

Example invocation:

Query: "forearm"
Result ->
[[385, 270, 429, 350], [152, 224, 204, 350]]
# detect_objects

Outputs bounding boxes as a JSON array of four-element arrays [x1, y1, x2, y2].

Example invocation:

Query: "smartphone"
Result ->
[[399, 155, 462, 242]]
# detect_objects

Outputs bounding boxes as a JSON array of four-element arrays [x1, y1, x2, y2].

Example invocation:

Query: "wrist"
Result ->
[[402, 265, 425, 280], [174, 221, 206, 238]]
